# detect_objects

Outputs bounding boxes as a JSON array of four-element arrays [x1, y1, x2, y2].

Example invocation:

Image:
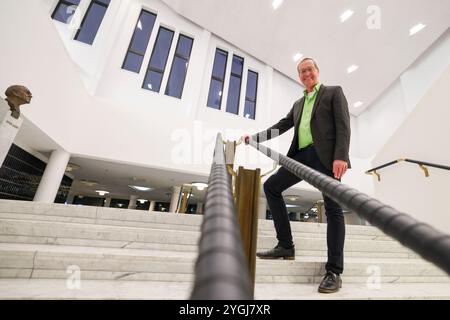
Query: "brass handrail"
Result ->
[[366, 158, 450, 181]]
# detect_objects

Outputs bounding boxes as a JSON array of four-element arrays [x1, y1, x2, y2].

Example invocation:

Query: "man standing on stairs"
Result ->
[[243, 57, 351, 293]]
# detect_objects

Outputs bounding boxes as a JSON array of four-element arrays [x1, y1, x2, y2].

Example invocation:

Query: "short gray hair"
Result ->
[[297, 57, 319, 73]]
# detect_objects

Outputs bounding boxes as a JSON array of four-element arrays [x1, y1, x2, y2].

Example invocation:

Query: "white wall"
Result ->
[[356, 79, 409, 158], [400, 31, 450, 114], [371, 64, 450, 233], [0, 0, 376, 200], [355, 30, 450, 159]]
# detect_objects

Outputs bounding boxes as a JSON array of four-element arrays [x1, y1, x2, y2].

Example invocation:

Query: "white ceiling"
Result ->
[[162, 0, 450, 115]]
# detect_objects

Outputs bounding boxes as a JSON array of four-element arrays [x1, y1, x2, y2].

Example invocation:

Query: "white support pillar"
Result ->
[[258, 197, 267, 220], [128, 195, 138, 209], [196, 202, 203, 215], [66, 193, 75, 205], [33, 149, 70, 203], [104, 197, 111, 208], [169, 186, 182, 213], [149, 200, 156, 212]]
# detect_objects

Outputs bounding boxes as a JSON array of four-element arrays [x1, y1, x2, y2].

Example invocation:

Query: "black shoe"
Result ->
[[318, 271, 342, 293], [256, 245, 295, 260]]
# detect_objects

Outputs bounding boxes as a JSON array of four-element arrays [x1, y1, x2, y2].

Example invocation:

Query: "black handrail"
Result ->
[[366, 158, 450, 174], [190, 133, 253, 300], [249, 139, 450, 275]]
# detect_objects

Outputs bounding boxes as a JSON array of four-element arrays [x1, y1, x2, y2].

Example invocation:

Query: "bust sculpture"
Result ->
[[4, 85, 32, 119]]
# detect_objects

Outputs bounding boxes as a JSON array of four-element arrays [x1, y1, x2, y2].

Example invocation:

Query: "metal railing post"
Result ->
[[235, 166, 261, 294]]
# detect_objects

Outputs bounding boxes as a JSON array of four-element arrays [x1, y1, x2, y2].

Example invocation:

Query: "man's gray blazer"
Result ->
[[253, 85, 351, 171]]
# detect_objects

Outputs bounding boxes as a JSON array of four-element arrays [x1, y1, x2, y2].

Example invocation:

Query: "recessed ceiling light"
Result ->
[[354, 101, 363, 108], [347, 65, 359, 74], [129, 185, 154, 192], [79, 179, 99, 187], [293, 53, 303, 62], [286, 204, 299, 208], [95, 190, 109, 196], [272, 0, 283, 10], [285, 195, 299, 202], [409, 23, 426, 36], [192, 182, 208, 191], [65, 163, 81, 172], [138, 199, 148, 204], [340, 9, 354, 23]]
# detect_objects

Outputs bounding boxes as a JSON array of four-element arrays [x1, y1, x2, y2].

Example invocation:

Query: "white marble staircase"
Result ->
[[0, 200, 449, 300]]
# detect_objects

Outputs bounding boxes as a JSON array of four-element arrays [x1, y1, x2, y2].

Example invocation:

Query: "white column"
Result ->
[[104, 197, 111, 208], [169, 186, 182, 213], [196, 202, 203, 215], [258, 197, 267, 219], [66, 193, 75, 204], [33, 149, 70, 203], [128, 195, 138, 209], [149, 200, 156, 212]]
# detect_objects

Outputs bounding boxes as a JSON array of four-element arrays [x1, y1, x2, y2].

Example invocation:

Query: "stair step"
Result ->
[[0, 200, 387, 236], [0, 212, 392, 240], [1, 280, 449, 300], [0, 243, 446, 283], [0, 219, 414, 255]]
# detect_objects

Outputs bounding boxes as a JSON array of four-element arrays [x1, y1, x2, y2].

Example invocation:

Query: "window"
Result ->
[[122, 10, 157, 73], [207, 49, 228, 109], [165, 34, 194, 99], [74, 0, 111, 45], [225, 55, 244, 115], [52, 0, 81, 24], [244, 71, 258, 119], [142, 27, 174, 93]]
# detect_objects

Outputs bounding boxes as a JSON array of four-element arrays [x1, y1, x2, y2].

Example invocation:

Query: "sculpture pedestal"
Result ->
[[0, 99, 23, 167]]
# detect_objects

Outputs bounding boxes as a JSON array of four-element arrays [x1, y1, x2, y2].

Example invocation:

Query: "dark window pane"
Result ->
[[212, 49, 228, 80], [165, 57, 188, 99], [123, 52, 144, 73], [165, 35, 194, 99], [226, 75, 242, 115], [96, 0, 110, 4], [149, 27, 174, 71], [75, 1, 109, 45], [246, 71, 258, 100], [52, 2, 80, 24], [143, 70, 163, 92], [244, 70, 258, 120], [122, 10, 157, 73], [231, 55, 244, 76], [244, 101, 256, 119], [176, 35, 194, 58], [130, 11, 157, 53], [207, 79, 224, 109]]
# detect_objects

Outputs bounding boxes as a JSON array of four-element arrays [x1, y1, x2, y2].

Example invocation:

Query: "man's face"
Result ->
[[298, 60, 319, 89]]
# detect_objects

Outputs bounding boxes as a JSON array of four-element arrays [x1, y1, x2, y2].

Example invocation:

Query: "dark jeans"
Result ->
[[263, 145, 345, 274]]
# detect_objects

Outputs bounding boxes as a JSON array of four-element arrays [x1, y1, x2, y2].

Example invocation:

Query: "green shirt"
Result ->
[[298, 83, 321, 149]]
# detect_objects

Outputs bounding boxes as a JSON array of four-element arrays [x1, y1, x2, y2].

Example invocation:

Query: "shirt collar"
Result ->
[[304, 83, 321, 97]]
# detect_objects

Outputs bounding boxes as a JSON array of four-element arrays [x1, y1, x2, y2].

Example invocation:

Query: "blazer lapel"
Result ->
[[311, 85, 326, 119], [294, 97, 305, 127]]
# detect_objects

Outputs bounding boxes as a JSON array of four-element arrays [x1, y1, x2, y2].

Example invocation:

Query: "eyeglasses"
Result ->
[[299, 66, 316, 74]]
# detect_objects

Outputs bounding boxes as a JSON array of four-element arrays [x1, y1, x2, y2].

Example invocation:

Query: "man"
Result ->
[[244, 58, 351, 293]]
